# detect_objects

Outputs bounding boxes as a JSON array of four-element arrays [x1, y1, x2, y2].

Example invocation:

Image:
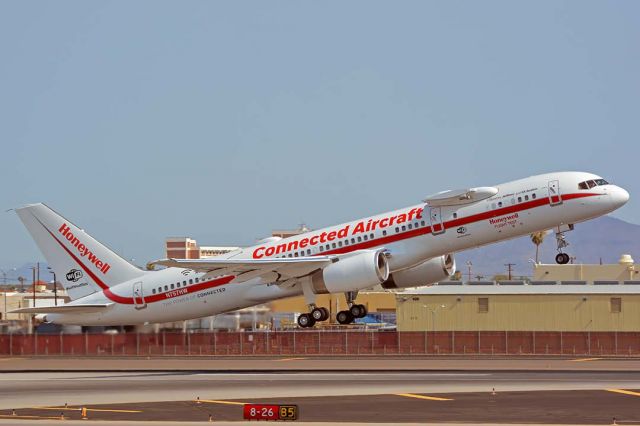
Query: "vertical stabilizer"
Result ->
[[16, 203, 145, 300]]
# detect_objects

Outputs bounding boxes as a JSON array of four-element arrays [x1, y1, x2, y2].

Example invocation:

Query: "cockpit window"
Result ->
[[578, 179, 609, 190]]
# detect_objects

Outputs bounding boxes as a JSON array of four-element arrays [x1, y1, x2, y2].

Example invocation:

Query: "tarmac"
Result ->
[[1, 356, 639, 424]]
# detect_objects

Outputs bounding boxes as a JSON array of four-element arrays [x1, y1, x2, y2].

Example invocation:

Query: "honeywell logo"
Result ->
[[489, 213, 519, 225], [58, 223, 111, 274]]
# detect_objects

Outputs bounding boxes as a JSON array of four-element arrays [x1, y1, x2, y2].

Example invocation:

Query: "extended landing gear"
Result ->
[[554, 224, 574, 264], [336, 291, 368, 325], [336, 304, 368, 325], [297, 306, 330, 328]]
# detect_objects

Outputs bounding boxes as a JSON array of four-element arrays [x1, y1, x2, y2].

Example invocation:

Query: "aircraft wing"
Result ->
[[11, 303, 113, 314], [152, 256, 338, 282], [423, 186, 498, 207]]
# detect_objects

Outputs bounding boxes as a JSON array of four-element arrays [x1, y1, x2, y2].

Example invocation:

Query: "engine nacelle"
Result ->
[[382, 254, 455, 289], [311, 250, 389, 294]]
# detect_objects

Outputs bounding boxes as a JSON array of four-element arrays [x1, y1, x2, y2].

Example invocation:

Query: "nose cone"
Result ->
[[610, 186, 630, 208]]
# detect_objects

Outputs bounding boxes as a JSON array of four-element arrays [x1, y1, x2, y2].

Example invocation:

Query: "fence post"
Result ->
[[345, 330, 348, 355], [397, 332, 400, 354], [424, 331, 427, 354], [293, 331, 296, 355], [478, 330, 481, 354], [34, 332, 38, 355], [371, 331, 374, 354], [318, 330, 321, 355], [240, 332, 243, 355], [187, 333, 191, 356], [162, 332, 166, 356], [533, 331, 536, 355], [615, 331, 618, 355], [136, 333, 140, 356], [588, 331, 591, 355], [452, 331, 455, 354], [9, 333, 12, 356], [85, 332, 88, 355], [60, 332, 63, 356], [213, 332, 217, 356], [505, 331, 508, 355], [560, 331, 563, 355]]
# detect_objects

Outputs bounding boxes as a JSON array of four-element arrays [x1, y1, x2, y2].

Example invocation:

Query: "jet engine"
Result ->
[[310, 249, 389, 294], [382, 254, 455, 289]]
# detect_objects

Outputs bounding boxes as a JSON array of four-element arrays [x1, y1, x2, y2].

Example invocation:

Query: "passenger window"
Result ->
[[532, 193, 536, 199], [357, 236, 362, 242], [453, 213, 457, 219], [351, 238, 355, 244], [307, 249, 311, 255], [294, 252, 299, 257], [511, 198, 515, 205], [344, 239, 349, 245], [383, 230, 387, 236], [170, 284, 174, 290], [152, 289, 156, 294], [421, 221, 425, 226], [189, 279, 193, 284], [164, 285, 168, 291], [195, 278, 199, 283], [518, 197, 522, 203], [525, 195, 529, 201], [370, 233, 374, 239], [363, 235, 368, 241], [320, 246, 324, 252], [183, 281, 186, 286], [401, 225, 406, 231], [395, 227, 399, 233], [408, 223, 413, 229], [332, 243, 336, 248], [498, 202, 502, 207]]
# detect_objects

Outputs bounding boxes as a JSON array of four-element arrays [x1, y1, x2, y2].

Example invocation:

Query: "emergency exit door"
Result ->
[[429, 206, 445, 235], [548, 180, 563, 205]]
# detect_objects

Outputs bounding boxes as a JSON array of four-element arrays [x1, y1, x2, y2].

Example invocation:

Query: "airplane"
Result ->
[[12, 171, 629, 328]]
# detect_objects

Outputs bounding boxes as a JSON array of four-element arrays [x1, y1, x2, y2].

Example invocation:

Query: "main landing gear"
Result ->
[[336, 291, 367, 325], [296, 292, 368, 328], [554, 224, 574, 265], [297, 306, 329, 328]]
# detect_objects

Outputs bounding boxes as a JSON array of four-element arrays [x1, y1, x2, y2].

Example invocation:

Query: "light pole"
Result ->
[[48, 267, 57, 306], [465, 261, 472, 282]]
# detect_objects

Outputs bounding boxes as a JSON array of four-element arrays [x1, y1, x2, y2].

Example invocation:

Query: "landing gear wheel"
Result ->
[[555, 253, 570, 264], [311, 307, 329, 322], [350, 304, 367, 318], [336, 310, 354, 325], [297, 313, 316, 328]]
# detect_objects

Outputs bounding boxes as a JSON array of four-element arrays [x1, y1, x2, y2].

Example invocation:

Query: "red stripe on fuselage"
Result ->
[[308, 192, 601, 256]]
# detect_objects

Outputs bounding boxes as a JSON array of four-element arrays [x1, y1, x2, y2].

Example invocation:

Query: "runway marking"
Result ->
[[606, 389, 640, 397], [33, 406, 142, 413], [195, 399, 247, 405], [0, 414, 65, 419], [570, 357, 602, 362], [396, 393, 453, 401], [276, 357, 307, 361]]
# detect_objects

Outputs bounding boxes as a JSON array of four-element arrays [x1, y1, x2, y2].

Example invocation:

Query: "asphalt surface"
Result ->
[[1, 357, 640, 424], [3, 389, 640, 424]]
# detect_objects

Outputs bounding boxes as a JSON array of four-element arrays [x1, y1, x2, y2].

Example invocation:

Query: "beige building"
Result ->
[[397, 283, 640, 332], [533, 254, 640, 283]]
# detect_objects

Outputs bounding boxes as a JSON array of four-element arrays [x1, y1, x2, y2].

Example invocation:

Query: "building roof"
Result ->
[[401, 281, 640, 295]]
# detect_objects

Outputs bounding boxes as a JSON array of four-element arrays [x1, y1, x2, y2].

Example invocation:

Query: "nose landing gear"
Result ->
[[554, 224, 574, 264]]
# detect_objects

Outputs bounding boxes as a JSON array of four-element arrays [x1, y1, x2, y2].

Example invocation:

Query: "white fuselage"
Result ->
[[47, 171, 629, 325]]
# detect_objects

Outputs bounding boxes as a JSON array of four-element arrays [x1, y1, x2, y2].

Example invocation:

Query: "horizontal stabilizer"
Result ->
[[11, 303, 113, 314]]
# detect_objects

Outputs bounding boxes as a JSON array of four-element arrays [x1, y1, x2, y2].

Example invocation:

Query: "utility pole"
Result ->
[[48, 267, 57, 306], [504, 263, 516, 280], [465, 261, 472, 282]]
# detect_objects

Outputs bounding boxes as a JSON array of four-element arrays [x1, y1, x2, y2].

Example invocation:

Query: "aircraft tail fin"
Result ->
[[15, 203, 145, 300]]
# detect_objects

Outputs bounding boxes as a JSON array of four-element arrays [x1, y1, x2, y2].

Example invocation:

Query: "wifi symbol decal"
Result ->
[[181, 269, 193, 276]]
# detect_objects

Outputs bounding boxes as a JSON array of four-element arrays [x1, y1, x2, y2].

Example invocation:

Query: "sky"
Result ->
[[1, 1, 638, 270]]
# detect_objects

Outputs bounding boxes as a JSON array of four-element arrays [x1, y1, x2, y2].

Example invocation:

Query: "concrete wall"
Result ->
[[397, 293, 640, 332]]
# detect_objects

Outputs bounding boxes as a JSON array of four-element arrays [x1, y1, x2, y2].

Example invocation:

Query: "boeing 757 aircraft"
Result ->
[[13, 172, 629, 328]]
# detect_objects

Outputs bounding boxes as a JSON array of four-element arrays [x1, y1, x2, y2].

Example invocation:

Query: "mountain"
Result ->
[[455, 215, 640, 279]]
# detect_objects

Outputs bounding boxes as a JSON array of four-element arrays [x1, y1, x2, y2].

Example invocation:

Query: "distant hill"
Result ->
[[456, 215, 640, 279]]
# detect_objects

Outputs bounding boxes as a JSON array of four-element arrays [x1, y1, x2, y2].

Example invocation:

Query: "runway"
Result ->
[[1, 357, 640, 424]]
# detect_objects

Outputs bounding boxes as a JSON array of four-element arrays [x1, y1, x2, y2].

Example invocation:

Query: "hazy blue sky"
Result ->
[[1, 1, 638, 268]]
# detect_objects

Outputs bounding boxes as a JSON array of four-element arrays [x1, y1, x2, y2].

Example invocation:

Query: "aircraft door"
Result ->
[[548, 180, 563, 206], [133, 281, 146, 310], [429, 206, 445, 235]]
